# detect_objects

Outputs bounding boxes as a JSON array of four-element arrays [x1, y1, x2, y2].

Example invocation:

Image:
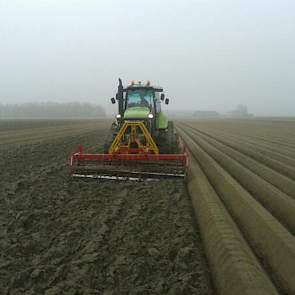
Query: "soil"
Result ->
[[177, 120, 295, 294], [0, 122, 213, 295]]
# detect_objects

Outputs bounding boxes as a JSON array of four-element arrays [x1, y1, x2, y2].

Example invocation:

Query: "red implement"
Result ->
[[70, 137, 188, 180]]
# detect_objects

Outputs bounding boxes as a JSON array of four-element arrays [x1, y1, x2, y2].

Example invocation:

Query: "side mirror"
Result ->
[[165, 98, 169, 105], [111, 97, 116, 104], [160, 93, 165, 101]]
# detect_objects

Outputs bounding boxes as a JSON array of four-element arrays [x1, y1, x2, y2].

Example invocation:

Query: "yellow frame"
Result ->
[[109, 121, 159, 154]]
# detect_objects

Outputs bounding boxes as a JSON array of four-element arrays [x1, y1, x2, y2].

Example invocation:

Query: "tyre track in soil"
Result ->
[[179, 122, 295, 199], [187, 120, 295, 157], [177, 124, 295, 295], [195, 120, 295, 149], [185, 138, 279, 295], [184, 122, 295, 168], [0, 120, 111, 146], [0, 123, 213, 295], [0, 120, 82, 132], [180, 125, 295, 204], [221, 131, 295, 158], [180, 124, 295, 233], [182, 123, 295, 181], [190, 124, 295, 160], [223, 130, 295, 152]]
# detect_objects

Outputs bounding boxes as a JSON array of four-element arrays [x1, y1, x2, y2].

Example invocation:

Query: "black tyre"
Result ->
[[157, 121, 177, 154], [166, 121, 177, 154]]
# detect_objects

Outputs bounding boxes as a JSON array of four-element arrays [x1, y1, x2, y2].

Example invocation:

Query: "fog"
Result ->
[[0, 0, 294, 116]]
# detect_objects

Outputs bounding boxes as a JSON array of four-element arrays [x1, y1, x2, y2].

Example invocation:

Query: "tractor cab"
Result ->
[[111, 80, 169, 131], [123, 82, 162, 120], [69, 78, 187, 181]]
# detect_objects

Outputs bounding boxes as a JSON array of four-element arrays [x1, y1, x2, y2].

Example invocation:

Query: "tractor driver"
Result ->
[[139, 96, 150, 108], [127, 90, 151, 108]]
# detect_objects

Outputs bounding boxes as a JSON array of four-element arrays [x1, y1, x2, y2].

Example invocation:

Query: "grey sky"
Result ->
[[0, 0, 294, 115]]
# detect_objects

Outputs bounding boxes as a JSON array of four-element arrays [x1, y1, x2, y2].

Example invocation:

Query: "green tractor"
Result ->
[[70, 79, 187, 180], [104, 79, 177, 154]]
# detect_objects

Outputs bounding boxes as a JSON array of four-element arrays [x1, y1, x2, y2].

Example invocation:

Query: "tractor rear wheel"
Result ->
[[166, 121, 177, 154], [157, 121, 177, 154]]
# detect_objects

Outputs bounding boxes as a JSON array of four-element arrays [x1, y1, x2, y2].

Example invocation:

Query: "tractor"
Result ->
[[69, 79, 187, 180], [104, 79, 177, 154]]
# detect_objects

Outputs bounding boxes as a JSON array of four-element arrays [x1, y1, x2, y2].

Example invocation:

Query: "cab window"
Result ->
[[127, 90, 154, 109]]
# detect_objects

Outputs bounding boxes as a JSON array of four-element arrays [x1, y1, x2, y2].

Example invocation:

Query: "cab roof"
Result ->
[[124, 81, 163, 92]]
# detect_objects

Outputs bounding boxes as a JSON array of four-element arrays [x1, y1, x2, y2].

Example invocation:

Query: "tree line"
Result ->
[[0, 102, 106, 119]]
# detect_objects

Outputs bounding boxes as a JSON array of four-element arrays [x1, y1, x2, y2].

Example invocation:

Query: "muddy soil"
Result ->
[[0, 124, 213, 295]]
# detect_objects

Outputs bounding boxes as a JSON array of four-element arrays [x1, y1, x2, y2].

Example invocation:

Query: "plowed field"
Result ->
[[0, 120, 212, 295], [177, 119, 295, 295], [2, 118, 295, 295]]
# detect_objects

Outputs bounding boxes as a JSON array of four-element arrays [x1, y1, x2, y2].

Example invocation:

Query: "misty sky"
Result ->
[[0, 0, 294, 115]]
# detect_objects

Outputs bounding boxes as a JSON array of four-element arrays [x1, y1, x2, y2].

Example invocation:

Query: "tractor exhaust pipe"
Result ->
[[116, 78, 124, 117]]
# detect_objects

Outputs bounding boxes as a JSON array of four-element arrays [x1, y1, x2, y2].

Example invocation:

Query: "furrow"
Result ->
[[182, 122, 295, 180], [178, 126, 295, 295], [179, 123, 295, 201], [183, 122, 295, 167], [180, 126, 295, 234], [187, 152, 278, 295]]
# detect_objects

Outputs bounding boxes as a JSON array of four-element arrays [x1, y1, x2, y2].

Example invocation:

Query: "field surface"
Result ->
[[0, 120, 212, 295], [177, 119, 295, 295], [1, 118, 295, 295]]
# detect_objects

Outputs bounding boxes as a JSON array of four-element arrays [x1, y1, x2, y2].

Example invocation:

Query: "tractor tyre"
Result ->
[[166, 121, 177, 154], [157, 121, 177, 154]]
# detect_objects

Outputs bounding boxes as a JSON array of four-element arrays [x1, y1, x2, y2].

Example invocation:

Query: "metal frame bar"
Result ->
[[69, 133, 189, 177], [108, 121, 159, 154], [71, 153, 187, 163]]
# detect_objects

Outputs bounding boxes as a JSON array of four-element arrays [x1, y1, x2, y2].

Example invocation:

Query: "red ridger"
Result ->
[[70, 134, 188, 181], [69, 79, 189, 181]]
